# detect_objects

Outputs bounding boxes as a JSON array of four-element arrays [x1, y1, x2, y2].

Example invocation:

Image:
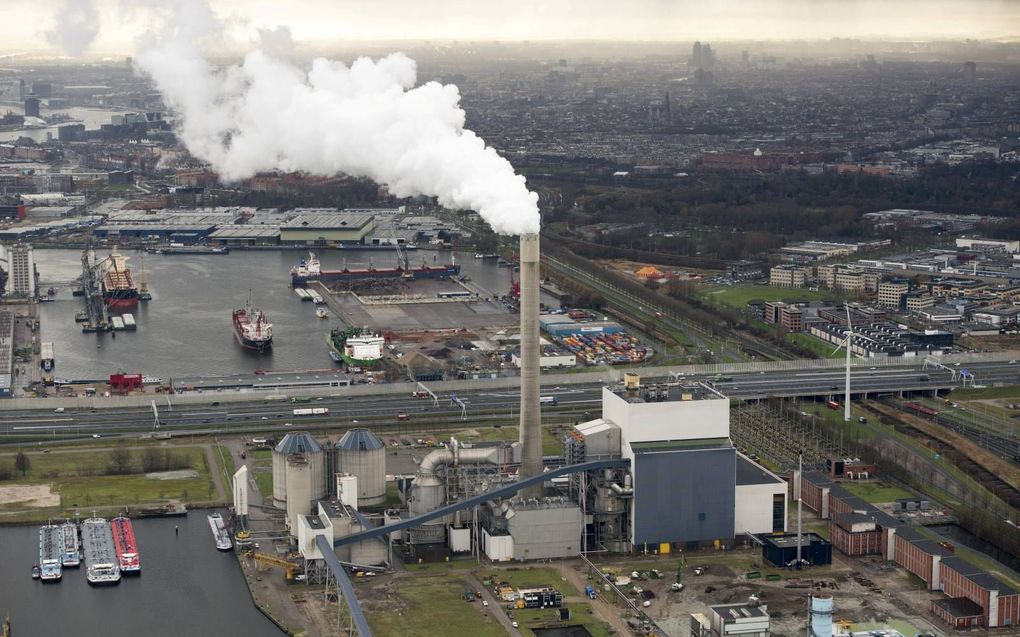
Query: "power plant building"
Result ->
[[574, 380, 787, 550]]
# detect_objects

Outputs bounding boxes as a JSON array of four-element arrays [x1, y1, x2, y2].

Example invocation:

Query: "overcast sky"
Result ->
[[6, 0, 1020, 55]]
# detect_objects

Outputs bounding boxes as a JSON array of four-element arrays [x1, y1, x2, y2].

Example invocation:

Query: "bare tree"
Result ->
[[107, 443, 133, 475], [14, 452, 30, 477]]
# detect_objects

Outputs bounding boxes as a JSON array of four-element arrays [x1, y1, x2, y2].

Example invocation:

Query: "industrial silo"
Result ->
[[336, 429, 386, 507], [285, 456, 313, 534], [272, 432, 325, 508]]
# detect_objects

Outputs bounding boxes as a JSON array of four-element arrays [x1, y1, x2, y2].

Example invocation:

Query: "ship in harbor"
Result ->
[[82, 516, 121, 585], [131, 502, 187, 518], [156, 244, 230, 255], [327, 326, 384, 368], [101, 252, 139, 310], [111, 516, 140, 574], [208, 513, 232, 551], [290, 251, 460, 287], [38, 524, 63, 582], [60, 520, 80, 567], [232, 292, 273, 353]]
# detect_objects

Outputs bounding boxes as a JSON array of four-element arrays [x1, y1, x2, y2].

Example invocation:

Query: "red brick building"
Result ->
[[938, 556, 1020, 628], [828, 512, 883, 556]]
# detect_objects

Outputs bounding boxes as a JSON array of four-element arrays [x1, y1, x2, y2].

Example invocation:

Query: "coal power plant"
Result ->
[[270, 231, 789, 572]]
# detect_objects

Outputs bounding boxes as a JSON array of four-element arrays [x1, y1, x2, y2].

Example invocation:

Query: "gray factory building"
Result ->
[[631, 439, 735, 546], [570, 375, 786, 553]]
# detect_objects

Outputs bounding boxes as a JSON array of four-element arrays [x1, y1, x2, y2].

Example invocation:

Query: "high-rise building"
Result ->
[[2, 243, 35, 297], [962, 61, 977, 84], [31, 82, 52, 99], [692, 41, 703, 67], [17, 79, 25, 101], [23, 97, 40, 118]]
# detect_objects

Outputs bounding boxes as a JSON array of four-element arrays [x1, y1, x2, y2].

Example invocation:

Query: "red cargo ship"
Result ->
[[233, 291, 273, 352], [102, 253, 139, 310], [111, 516, 140, 574]]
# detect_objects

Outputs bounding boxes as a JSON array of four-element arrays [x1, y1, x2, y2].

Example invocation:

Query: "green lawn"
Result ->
[[0, 446, 216, 513], [214, 445, 236, 484], [950, 386, 1020, 400], [839, 481, 913, 504], [786, 332, 844, 359], [365, 572, 507, 637], [701, 284, 837, 310]]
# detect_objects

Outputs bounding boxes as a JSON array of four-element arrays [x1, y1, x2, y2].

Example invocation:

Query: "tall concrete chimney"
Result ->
[[518, 233, 543, 497]]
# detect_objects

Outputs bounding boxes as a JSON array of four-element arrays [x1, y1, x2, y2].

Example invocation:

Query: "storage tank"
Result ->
[[336, 429, 386, 507], [285, 456, 313, 534], [809, 594, 833, 637], [272, 432, 325, 508], [336, 473, 359, 510]]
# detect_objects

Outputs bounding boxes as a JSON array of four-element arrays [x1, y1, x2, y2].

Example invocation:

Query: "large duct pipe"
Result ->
[[518, 233, 543, 498]]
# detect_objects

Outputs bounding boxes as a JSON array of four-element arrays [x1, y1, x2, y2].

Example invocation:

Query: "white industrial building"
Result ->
[[0, 243, 35, 297]]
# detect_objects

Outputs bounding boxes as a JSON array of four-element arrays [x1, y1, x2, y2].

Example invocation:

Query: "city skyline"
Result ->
[[2, 0, 1019, 57]]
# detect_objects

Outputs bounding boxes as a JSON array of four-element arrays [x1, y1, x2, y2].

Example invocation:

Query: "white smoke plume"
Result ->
[[46, 0, 100, 56], [134, 15, 540, 236]]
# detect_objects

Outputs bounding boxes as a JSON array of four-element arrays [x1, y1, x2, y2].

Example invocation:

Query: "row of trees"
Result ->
[[107, 445, 194, 476]]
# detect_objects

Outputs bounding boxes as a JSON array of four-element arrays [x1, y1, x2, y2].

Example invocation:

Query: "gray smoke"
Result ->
[[135, 10, 540, 236], [45, 0, 100, 57]]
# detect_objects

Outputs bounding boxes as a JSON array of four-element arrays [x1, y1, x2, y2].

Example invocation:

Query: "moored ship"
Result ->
[[101, 252, 139, 311], [111, 516, 141, 574], [38, 524, 62, 582], [233, 292, 273, 353], [290, 251, 460, 286], [208, 513, 232, 551], [82, 517, 121, 585], [327, 326, 384, 368], [60, 520, 80, 567]]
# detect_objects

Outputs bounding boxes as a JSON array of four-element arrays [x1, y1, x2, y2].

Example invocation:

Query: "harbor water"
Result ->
[[35, 248, 520, 380], [0, 514, 281, 636]]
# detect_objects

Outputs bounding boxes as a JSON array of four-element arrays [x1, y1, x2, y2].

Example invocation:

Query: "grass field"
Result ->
[[701, 284, 837, 309], [840, 481, 913, 503], [950, 386, 1020, 400], [0, 445, 216, 512], [785, 332, 844, 359], [365, 572, 507, 637]]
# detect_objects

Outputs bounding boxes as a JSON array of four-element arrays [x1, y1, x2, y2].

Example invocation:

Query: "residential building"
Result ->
[[878, 280, 909, 308], [769, 265, 807, 288]]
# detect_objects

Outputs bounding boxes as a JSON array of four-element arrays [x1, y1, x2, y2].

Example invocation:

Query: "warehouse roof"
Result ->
[[736, 455, 785, 486], [208, 226, 281, 238], [282, 213, 374, 230]]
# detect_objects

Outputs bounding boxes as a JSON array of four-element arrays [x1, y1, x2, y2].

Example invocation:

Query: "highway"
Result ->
[[3, 359, 1018, 441]]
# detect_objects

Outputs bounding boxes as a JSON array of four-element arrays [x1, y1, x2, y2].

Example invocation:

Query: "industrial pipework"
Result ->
[[518, 232, 543, 497]]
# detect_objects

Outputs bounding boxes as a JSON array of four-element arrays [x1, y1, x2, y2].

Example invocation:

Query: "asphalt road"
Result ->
[[3, 360, 1018, 442]]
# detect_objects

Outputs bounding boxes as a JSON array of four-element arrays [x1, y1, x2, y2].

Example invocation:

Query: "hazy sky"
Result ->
[[6, 0, 1020, 55]]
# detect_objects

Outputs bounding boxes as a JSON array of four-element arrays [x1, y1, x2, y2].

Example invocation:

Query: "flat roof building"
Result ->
[[280, 213, 375, 244]]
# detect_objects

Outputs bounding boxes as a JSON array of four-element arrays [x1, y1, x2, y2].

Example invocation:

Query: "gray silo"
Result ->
[[335, 429, 387, 507], [272, 432, 326, 508]]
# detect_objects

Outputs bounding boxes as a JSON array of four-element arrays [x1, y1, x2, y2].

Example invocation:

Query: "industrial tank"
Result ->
[[285, 456, 313, 533], [272, 432, 325, 508], [335, 429, 386, 507]]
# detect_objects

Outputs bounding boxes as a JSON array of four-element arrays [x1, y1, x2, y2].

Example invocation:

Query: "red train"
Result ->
[[904, 402, 938, 417], [826, 400, 840, 410]]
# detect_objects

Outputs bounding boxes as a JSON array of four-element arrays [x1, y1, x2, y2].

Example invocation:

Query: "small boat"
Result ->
[[32, 565, 41, 579], [315, 307, 329, 319]]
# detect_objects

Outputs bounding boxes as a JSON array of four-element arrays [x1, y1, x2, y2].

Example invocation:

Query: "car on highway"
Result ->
[[92, 434, 101, 439], [54, 407, 64, 413]]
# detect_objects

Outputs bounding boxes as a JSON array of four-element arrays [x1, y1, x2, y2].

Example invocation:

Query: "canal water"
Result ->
[[0, 513, 281, 636], [35, 248, 519, 380], [0, 106, 132, 143]]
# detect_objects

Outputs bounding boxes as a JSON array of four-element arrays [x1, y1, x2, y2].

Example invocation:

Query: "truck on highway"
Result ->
[[713, 374, 732, 383], [293, 407, 330, 416], [539, 396, 559, 406]]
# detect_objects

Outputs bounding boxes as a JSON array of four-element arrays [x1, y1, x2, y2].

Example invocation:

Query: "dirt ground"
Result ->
[[587, 548, 946, 637], [0, 484, 59, 507], [597, 259, 711, 281]]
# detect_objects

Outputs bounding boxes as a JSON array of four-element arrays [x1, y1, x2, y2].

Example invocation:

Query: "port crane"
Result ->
[[245, 550, 299, 581]]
